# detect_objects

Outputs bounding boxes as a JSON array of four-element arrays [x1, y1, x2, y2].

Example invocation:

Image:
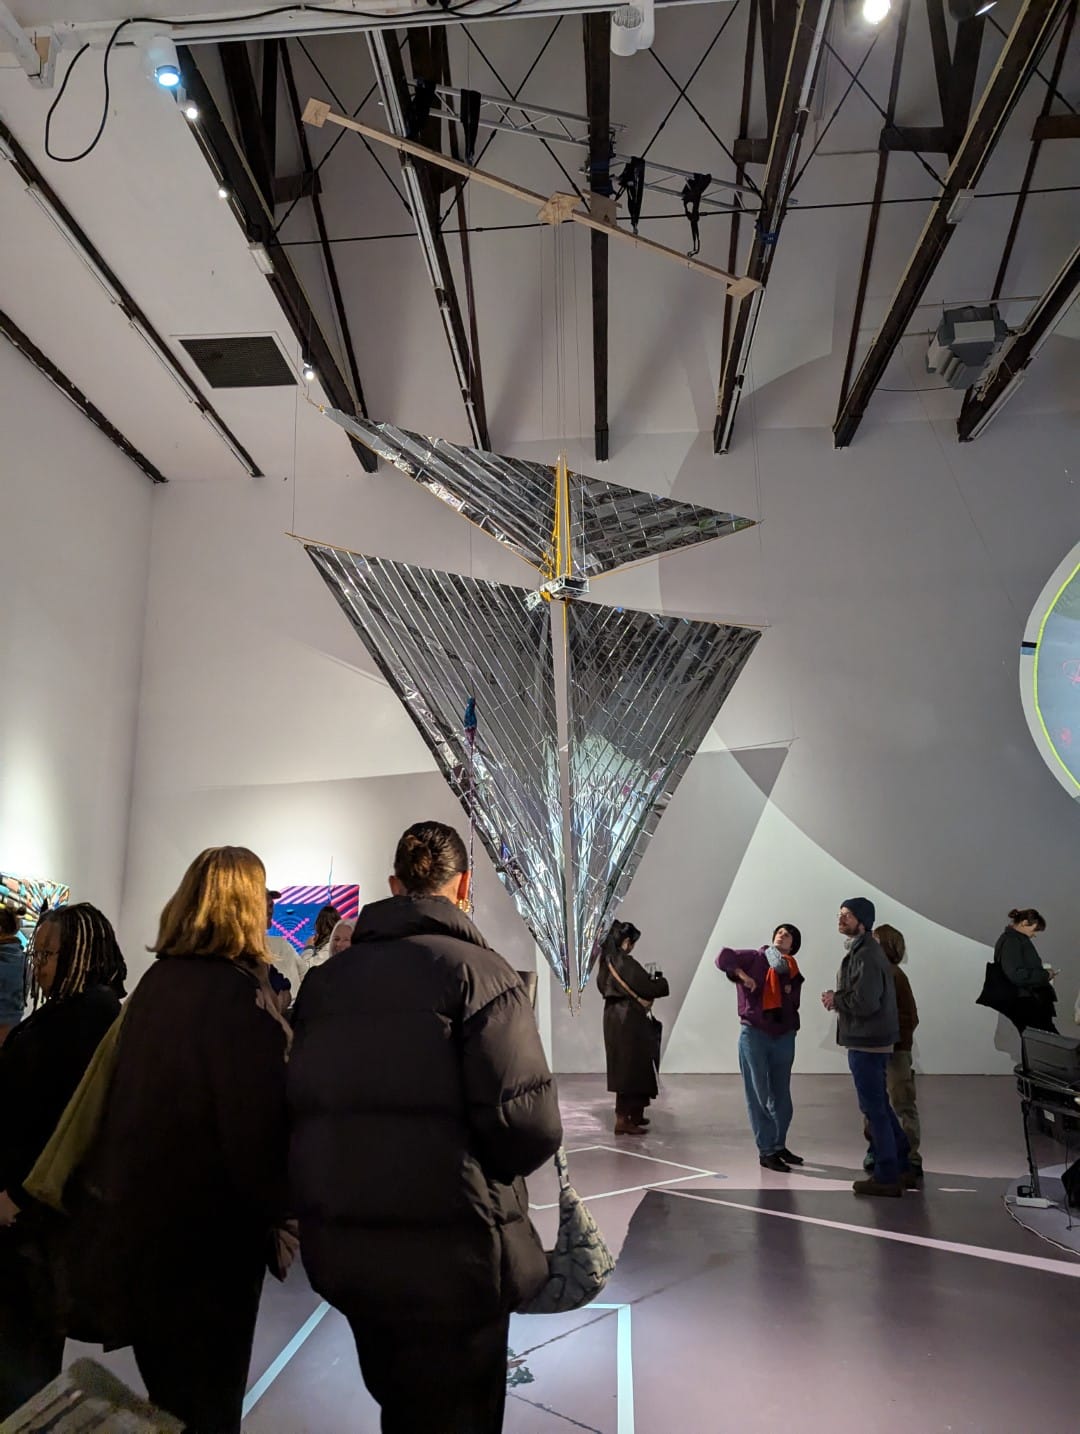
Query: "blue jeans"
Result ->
[[738, 1026, 796, 1156], [848, 1050, 910, 1184]]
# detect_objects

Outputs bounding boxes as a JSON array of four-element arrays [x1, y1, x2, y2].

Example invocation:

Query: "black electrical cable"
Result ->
[[42, 3, 525, 166], [275, 181, 1080, 244], [165, 1, 527, 29], [44, 19, 141, 163]]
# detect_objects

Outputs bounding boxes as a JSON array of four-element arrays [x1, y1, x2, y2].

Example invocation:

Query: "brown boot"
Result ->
[[614, 1115, 646, 1136]]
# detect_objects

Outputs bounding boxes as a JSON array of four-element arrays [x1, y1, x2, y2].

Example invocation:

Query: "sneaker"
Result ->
[[853, 1177, 903, 1198], [759, 1153, 791, 1173], [779, 1148, 804, 1166]]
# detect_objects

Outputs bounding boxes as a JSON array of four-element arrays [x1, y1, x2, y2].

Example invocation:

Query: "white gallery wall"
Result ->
[[2, 12, 1076, 1073], [0, 340, 153, 923], [118, 397, 1080, 1075]]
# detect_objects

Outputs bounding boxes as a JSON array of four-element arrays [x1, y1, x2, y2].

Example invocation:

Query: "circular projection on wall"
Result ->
[[1022, 543, 1080, 799]]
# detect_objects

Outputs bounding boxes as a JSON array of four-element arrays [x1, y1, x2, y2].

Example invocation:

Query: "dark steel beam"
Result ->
[[220, 41, 275, 209], [992, 0, 1077, 298], [880, 123, 950, 152], [926, 0, 954, 116], [765, 0, 798, 133], [945, 17, 987, 154], [1033, 111, 1080, 137], [833, 0, 1072, 449], [181, 46, 377, 472], [280, 41, 370, 437], [0, 111, 259, 478], [584, 11, 612, 463], [432, 26, 488, 452], [261, 38, 279, 184], [368, 29, 490, 448], [1, 307, 167, 484], [959, 240, 1080, 439], [714, 0, 836, 454], [839, 0, 912, 413], [733, 135, 770, 163], [723, 0, 759, 385]]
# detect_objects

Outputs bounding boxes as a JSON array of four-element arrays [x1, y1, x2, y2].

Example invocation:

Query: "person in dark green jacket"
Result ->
[[994, 907, 1057, 1035]]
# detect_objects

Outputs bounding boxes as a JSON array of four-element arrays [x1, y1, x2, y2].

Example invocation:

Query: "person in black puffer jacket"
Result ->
[[289, 820, 562, 1434]]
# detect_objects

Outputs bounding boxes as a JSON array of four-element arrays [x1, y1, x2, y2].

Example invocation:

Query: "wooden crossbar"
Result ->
[[302, 99, 761, 299]]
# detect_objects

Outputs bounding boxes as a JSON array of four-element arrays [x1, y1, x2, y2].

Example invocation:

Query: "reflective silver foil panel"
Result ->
[[323, 408, 755, 577], [305, 544, 569, 986], [566, 603, 761, 988]]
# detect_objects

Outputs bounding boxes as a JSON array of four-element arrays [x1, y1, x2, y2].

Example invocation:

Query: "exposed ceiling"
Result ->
[[1, 0, 1077, 485]]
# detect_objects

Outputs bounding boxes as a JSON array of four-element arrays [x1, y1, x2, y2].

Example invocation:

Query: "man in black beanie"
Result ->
[[822, 898, 911, 1198]]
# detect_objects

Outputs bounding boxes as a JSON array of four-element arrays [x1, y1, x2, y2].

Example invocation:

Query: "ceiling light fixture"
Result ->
[[302, 361, 316, 383], [183, 102, 199, 121], [217, 184, 230, 199], [146, 35, 182, 89], [862, 0, 892, 23], [610, 0, 655, 56]]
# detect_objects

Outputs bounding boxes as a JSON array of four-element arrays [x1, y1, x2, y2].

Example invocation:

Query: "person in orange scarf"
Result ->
[[716, 926, 804, 1172]]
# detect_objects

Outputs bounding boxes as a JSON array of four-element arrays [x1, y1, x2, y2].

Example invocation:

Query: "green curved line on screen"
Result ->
[[1032, 557, 1080, 793]]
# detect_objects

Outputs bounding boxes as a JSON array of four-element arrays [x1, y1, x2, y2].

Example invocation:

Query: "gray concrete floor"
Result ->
[[70, 1074, 1079, 1432]]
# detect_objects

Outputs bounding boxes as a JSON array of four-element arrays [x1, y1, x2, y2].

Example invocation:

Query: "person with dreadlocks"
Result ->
[[0, 902, 125, 1416]]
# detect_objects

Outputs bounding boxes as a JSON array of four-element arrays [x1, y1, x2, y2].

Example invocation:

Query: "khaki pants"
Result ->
[[886, 1050, 921, 1165]]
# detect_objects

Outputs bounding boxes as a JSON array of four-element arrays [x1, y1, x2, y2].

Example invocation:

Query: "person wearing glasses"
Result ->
[[0, 904, 125, 1416]]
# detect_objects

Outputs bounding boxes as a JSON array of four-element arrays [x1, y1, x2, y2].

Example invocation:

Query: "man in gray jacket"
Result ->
[[822, 897, 912, 1198]]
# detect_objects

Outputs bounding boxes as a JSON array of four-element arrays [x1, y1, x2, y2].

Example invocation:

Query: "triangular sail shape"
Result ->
[[566, 602, 760, 987], [323, 409, 755, 577], [305, 544, 569, 985]]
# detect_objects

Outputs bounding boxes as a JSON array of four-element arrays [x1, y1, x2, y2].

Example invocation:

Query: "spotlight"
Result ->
[[217, 184, 230, 200], [183, 102, 199, 121], [146, 35, 182, 88], [302, 361, 316, 383], [949, 0, 996, 17], [610, 0, 655, 56], [862, 0, 891, 23]]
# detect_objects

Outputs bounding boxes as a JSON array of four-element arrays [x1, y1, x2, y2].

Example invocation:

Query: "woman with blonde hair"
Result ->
[[78, 847, 289, 1434]]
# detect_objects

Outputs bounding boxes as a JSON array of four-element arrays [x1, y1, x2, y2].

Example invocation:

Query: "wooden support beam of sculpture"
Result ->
[[303, 99, 761, 298]]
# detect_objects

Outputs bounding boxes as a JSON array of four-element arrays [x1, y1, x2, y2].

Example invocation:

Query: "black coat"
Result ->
[[596, 945, 669, 1098], [288, 895, 563, 1323], [79, 954, 289, 1330], [0, 985, 120, 1202]]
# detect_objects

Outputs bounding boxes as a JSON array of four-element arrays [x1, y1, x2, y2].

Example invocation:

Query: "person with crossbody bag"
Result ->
[[596, 921, 669, 1135]]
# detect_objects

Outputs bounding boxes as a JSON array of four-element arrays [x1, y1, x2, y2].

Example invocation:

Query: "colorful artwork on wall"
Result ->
[[0, 872, 71, 946], [270, 884, 361, 954]]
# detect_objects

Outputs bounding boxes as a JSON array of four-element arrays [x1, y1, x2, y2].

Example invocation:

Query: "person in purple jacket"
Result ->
[[716, 926, 804, 1172]]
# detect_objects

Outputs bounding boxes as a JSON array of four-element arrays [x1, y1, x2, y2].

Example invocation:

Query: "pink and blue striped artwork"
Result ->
[[270, 884, 361, 954]]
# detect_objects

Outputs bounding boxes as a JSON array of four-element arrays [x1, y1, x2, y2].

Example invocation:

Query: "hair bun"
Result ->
[[1008, 909, 1021, 922], [393, 822, 468, 895]]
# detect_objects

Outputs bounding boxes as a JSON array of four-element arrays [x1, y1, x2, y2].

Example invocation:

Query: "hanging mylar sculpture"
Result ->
[[304, 413, 760, 997]]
